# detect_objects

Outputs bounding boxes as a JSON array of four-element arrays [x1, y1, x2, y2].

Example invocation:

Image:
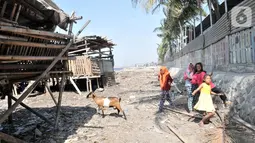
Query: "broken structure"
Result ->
[[0, 0, 116, 142], [68, 35, 116, 93]]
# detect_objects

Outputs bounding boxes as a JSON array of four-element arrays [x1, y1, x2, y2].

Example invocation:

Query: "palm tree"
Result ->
[[131, 0, 220, 20]]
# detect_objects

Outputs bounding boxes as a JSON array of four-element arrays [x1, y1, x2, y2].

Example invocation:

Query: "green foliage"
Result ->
[[131, 0, 215, 62]]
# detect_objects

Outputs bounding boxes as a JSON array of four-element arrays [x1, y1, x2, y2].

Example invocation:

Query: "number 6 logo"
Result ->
[[231, 6, 252, 28]]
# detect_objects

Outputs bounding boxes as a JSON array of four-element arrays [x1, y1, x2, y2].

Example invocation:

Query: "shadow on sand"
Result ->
[[1, 106, 97, 143]]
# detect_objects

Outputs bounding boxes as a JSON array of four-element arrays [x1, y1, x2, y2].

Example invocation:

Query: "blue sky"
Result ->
[[53, 0, 165, 67], [53, 0, 225, 67]]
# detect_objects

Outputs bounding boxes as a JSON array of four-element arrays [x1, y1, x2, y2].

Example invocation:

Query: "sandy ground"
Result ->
[[0, 67, 231, 143]]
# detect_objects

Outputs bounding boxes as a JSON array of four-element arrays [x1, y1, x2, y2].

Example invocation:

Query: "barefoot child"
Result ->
[[158, 66, 173, 112], [192, 74, 218, 127]]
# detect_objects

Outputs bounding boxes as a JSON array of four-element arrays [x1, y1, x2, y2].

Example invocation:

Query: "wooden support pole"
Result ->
[[15, 5, 22, 22], [10, 96, 53, 126], [0, 40, 73, 124], [167, 125, 187, 143], [55, 75, 66, 129], [75, 20, 91, 38], [7, 85, 13, 124], [0, 132, 27, 143], [12, 84, 18, 97], [86, 78, 89, 92], [10, 3, 18, 20], [97, 78, 99, 89], [69, 77, 81, 95], [45, 83, 57, 106], [89, 79, 92, 92], [1, 1, 7, 17]]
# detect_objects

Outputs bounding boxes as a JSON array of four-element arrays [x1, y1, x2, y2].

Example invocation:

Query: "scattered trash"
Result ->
[[0, 124, 3, 131], [35, 128, 42, 136], [129, 96, 136, 99], [96, 88, 104, 92]]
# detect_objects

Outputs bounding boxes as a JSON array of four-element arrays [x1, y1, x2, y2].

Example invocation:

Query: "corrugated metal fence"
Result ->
[[170, 0, 255, 71]]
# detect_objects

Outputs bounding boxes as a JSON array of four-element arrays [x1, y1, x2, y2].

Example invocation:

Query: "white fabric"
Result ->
[[103, 98, 110, 107]]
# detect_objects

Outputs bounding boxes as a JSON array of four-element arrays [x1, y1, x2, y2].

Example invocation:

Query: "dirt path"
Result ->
[[0, 67, 224, 143]]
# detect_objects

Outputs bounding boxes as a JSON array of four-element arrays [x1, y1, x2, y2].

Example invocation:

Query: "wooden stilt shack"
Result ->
[[0, 0, 89, 141], [68, 35, 116, 93]]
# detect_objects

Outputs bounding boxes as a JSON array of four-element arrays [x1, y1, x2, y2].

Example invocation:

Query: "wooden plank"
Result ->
[[0, 56, 74, 61], [0, 71, 71, 76], [0, 132, 27, 143], [0, 34, 27, 41], [0, 26, 71, 39], [0, 64, 62, 70], [69, 77, 81, 95], [167, 125, 187, 143], [0, 39, 66, 49]]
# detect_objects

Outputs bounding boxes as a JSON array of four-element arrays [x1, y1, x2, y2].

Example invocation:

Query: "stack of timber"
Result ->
[[69, 35, 115, 57], [68, 55, 100, 77], [0, 0, 73, 83]]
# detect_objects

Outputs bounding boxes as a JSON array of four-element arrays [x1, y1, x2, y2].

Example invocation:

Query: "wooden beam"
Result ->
[[10, 3, 18, 20], [0, 26, 71, 39], [16, 0, 46, 19], [15, 5, 22, 22], [10, 96, 53, 126], [0, 64, 62, 70], [0, 71, 71, 76], [0, 132, 27, 143], [0, 39, 66, 49], [0, 20, 90, 124], [55, 75, 66, 129], [45, 83, 57, 106], [1, 1, 7, 17], [0, 35, 27, 41], [68, 48, 89, 54], [0, 39, 73, 124], [0, 56, 74, 61], [69, 77, 81, 95], [19, 33, 67, 42]]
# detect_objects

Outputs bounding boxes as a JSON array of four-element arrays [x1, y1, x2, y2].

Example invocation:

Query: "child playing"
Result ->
[[192, 74, 218, 127], [158, 66, 173, 112], [184, 63, 194, 112]]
